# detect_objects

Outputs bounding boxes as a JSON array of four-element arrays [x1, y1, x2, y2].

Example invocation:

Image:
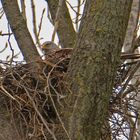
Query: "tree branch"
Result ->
[[1, 0, 41, 63], [46, 0, 76, 48]]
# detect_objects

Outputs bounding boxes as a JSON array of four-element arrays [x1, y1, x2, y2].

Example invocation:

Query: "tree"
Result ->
[[61, 1, 132, 139], [0, 0, 137, 140]]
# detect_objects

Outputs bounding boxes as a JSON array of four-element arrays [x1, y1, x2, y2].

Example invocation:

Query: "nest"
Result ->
[[0, 49, 140, 140]]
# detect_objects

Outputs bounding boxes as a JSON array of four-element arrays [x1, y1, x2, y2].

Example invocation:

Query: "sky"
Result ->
[[0, 0, 83, 61]]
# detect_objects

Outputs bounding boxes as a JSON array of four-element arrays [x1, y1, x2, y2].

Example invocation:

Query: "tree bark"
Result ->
[[61, 0, 133, 140], [46, 0, 76, 48]]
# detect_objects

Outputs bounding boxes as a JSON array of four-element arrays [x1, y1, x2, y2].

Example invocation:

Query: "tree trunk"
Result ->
[[0, 0, 133, 140], [61, 0, 133, 140]]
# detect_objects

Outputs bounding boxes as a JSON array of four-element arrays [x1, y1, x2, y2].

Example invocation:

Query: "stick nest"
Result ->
[[0, 49, 139, 140]]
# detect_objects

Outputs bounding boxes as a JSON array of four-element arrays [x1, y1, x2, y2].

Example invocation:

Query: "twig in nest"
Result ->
[[45, 57, 72, 140], [0, 84, 16, 100], [119, 61, 140, 95], [22, 85, 57, 140]]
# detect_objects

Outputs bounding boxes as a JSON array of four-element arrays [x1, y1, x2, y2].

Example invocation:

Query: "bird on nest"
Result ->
[[41, 41, 73, 64], [41, 41, 60, 56], [41, 41, 140, 60]]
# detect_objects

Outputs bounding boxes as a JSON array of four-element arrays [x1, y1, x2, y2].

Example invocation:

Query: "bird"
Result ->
[[41, 41, 73, 67], [41, 41, 59, 56], [42, 42, 140, 60]]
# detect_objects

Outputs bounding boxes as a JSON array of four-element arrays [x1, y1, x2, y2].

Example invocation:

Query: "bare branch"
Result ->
[[46, 0, 76, 48], [1, 0, 41, 63], [75, 0, 81, 31], [20, 0, 27, 22], [37, 8, 45, 39], [31, 0, 41, 48]]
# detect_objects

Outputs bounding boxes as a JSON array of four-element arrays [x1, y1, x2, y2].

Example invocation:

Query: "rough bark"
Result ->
[[46, 0, 76, 48], [61, 0, 133, 140], [1, 0, 41, 63]]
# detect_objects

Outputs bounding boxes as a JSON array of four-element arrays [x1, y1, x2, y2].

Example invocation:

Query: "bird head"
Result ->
[[41, 41, 58, 55]]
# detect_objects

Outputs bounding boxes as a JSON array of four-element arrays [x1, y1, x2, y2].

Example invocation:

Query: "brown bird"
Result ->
[[41, 41, 59, 55], [41, 43, 140, 60]]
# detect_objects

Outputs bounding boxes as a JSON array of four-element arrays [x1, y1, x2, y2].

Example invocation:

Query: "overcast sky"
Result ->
[[0, 0, 82, 61]]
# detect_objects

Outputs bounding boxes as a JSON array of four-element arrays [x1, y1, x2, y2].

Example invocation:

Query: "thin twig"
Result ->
[[46, 58, 72, 140], [37, 8, 45, 38], [20, 0, 27, 22], [31, 0, 41, 48], [7, 23, 14, 65], [22, 85, 57, 140], [0, 32, 13, 36], [75, 0, 81, 31], [0, 84, 16, 100], [119, 61, 140, 95]]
